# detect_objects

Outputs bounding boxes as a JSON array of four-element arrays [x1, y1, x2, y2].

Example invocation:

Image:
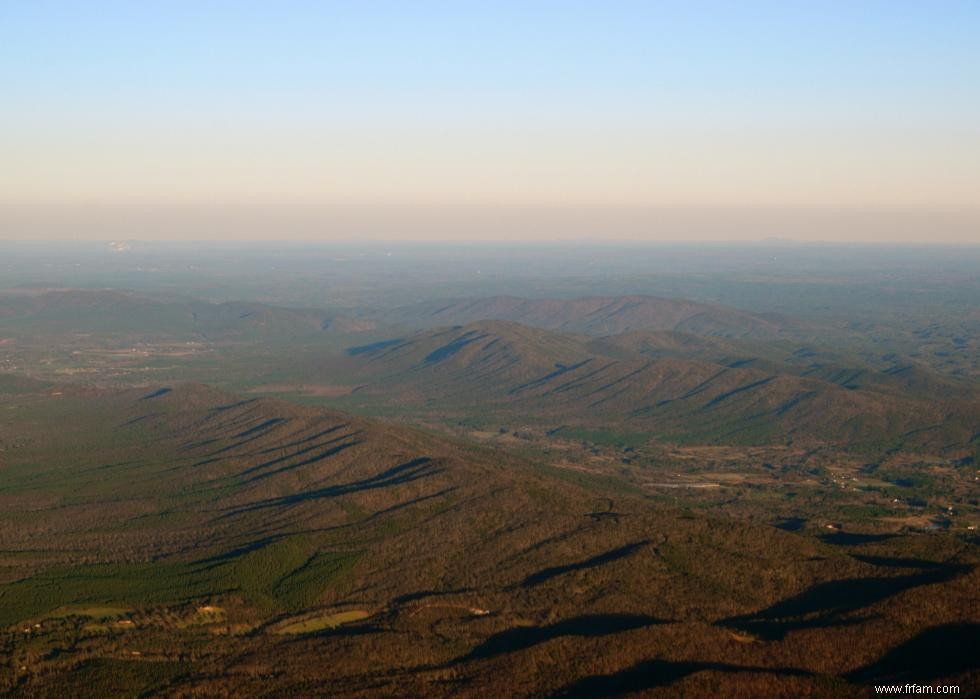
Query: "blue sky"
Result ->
[[1, 1, 978, 240], [5, 2, 977, 122]]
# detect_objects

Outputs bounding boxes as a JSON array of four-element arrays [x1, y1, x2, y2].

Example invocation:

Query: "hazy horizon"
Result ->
[[2, 203, 979, 245]]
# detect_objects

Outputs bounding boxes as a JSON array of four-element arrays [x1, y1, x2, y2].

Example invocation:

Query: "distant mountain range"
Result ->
[[0, 289, 374, 339], [379, 294, 818, 339]]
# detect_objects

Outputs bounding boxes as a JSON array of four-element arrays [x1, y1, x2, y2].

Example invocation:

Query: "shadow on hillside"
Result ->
[[391, 588, 474, 606], [142, 387, 172, 400], [238, 440, 362, 484], [231, 431, 354, 474], [346, 338, 403, 356], [521, 540, 649, 588], [820, 531, 897, 546], [509, 359, 593, 395], [720, 561, 971, 641], [423, 332, 485, 363], [365, 487, 457, 520], [772, 517, 806, 531], [457, 614, 665, 663], [211, 399, 254, 412], [237, 418, 288, 438], [274, 623, 383, 640], [206, 418, 293, 456], [227, 457, 439, 514], [255, 425, 349, 454], [196, 536, 280, 565], [852, 555, 943, 569], [845, 623, 979, 685], [305, 624, 383, 639], [553, 659, 811, 697], [196, 426, 354, 470], [703, 376, 775, 407]]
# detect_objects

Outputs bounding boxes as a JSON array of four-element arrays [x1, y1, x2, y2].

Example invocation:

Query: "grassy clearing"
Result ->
[[0, 538, 363, 627], [273, 610, 369, 635]]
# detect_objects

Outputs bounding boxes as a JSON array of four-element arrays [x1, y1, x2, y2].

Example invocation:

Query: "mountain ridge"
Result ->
[[328, 321, 979, 450]]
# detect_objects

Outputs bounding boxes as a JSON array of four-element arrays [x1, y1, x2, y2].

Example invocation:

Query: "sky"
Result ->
[[1, 1, 979, 242]]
